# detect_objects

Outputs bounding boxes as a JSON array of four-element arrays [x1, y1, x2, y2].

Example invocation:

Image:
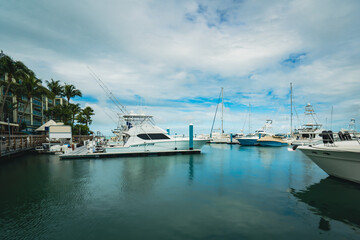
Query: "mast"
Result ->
[[221, 87, 224, 136], [290, 83, 293, 136], [330, 106, 333, 130], [249, 103, 251, 133]]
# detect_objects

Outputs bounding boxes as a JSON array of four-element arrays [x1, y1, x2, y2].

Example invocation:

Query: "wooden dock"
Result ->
[[0, 135, 46, 159], [60, 147, 201, 160]]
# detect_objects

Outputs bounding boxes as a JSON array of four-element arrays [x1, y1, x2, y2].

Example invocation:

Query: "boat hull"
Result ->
[[209, 138, 229, 144], [104, 139, 208, 153], [299, 145, 360, 184], [258, 141, 288, 147], [291, 139, 322, 146], [237, 138, 259, 146]]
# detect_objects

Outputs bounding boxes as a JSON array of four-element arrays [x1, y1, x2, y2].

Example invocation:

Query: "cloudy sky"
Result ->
[[1, 0, 360, 135]]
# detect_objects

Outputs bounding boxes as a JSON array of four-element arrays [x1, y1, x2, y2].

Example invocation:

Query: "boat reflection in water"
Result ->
[[291, 177, 360, 230]]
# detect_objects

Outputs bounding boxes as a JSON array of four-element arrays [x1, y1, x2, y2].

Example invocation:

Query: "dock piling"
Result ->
[[189, 124, 193, 150]]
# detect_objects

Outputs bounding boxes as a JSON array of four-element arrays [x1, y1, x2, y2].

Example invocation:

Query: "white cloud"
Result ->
[[1, 0, 360, 134]]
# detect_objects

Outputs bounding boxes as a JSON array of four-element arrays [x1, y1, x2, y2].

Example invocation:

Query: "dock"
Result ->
[[60, 147, 201, 160], [0, 135, 46, 159]]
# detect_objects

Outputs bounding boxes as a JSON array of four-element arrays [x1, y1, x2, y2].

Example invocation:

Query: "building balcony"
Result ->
[[33, 110, 42, 117], [32, 99, 42, 106]]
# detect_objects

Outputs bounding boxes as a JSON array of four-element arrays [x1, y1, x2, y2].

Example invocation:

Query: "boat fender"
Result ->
[[292, 145, 298, 151]]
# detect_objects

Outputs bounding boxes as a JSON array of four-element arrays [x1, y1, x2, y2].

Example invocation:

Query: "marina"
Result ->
[[1, 0, 360, 239], [2, 145, 360, 239]]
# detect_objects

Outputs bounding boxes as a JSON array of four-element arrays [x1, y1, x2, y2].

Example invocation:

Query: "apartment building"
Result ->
[[0, 72, 67, 133]]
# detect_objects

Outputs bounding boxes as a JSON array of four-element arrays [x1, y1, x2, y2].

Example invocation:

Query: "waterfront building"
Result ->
[[0, 51, 68, 134]]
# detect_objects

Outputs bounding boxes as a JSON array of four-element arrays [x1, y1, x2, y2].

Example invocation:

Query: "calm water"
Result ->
[[1, 144, 360, 239]]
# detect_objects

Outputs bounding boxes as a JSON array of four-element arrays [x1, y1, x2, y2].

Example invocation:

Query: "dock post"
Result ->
[[189, 124, 193, 150], [167, 128, 170, 135], [230, 133, 232, 143]]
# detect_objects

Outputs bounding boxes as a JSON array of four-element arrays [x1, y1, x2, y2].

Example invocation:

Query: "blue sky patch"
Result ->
[[74, 95, 98, 103], [282, 53, 307, 67]]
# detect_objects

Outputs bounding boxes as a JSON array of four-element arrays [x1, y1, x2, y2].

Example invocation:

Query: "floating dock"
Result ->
[[60, 146, 201, 160]]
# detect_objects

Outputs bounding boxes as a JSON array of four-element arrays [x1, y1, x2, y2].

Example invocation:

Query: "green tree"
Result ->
[[0, 55, 33, 121], [79, 106, 94, 127], [63, 84, 82, 103], [17, 75, 54, 129], [46, 78, 63, 97], [11, 81, 26, 123], [45, 104, 72, 124], [73, 124, 90, 135], [68, 103, 81, 126]]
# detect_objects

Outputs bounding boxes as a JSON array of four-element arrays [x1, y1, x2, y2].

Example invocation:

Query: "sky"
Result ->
[[1, 0, 360, 135]]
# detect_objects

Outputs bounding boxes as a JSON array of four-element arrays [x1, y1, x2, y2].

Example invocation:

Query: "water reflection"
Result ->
[[119, 156, 171, 193], [292, 177, 360, 229], [188, 155, 194, 183]]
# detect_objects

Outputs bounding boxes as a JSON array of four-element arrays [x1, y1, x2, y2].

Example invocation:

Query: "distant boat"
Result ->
[[209, 87, 229, 144], [340, 118, 360, 139], [238, 119, 273, 146], [292, 103, 324, 146], [257, 134, 289, 147]]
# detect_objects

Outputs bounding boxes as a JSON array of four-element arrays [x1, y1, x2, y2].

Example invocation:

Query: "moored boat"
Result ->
[[298, 140, 360, 184], [238, 120, 273, 146], [102, 114, 207, 153], [257, 135, 289, 147]]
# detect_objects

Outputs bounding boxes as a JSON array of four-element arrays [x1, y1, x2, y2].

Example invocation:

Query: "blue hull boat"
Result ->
[[258, 141, 288, 147], [237, 138, 259, 146]]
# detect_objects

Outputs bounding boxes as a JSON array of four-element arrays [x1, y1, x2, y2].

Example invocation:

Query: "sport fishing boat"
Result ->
[[292, 104, 324, 146], [298, 135, 360, 184], [238, 120, 273, 146], [103, 114, 208, 153]]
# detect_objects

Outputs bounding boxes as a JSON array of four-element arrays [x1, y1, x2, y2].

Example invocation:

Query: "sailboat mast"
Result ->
[[290, 82, 293, 136], [221, 87, 224, 136], [249, 103, 251, 133]]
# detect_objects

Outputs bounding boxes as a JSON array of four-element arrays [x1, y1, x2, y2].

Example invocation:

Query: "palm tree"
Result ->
[[63, 84, 82, 103], [58, 104, 72, 124], [0, 55, 33, 121], [46, 78, 63, 97], [68, 103, 81, 126], [78, 106, 94, 127], [17, 75, 54, 129], [11, 81, 26, 123]]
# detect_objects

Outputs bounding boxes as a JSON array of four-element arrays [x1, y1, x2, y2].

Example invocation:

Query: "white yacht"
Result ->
[[298, 140, 360, 184], [103, 114, 208, 153], [292, 104, 324, 146]]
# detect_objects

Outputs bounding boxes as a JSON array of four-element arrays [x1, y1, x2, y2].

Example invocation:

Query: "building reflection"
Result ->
[[292, 177, 360, 229]]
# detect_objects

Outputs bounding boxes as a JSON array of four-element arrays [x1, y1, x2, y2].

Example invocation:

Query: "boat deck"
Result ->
[[60, 146, 201, 160]]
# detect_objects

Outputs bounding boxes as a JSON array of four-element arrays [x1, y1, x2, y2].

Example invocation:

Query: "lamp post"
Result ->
[[7, 117, 11, 150]]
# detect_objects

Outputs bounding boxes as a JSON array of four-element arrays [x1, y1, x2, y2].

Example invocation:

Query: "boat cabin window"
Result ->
[[137, 133, 170, 140]]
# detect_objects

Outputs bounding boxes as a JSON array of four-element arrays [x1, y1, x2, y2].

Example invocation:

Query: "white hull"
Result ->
[[298, 141, 360, 184], [104, 139, 208, 153], [209, 138, 229, 144], [292, 139, 322, 146]]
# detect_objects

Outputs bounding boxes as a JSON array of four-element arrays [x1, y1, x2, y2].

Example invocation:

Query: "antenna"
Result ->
[[290, 83, 293, 136], [330, 106, 333, 130], [87, 66, 129, 115]]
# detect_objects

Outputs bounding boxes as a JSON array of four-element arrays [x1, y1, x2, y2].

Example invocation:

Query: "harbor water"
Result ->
[[1, 145, 360, 239]]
